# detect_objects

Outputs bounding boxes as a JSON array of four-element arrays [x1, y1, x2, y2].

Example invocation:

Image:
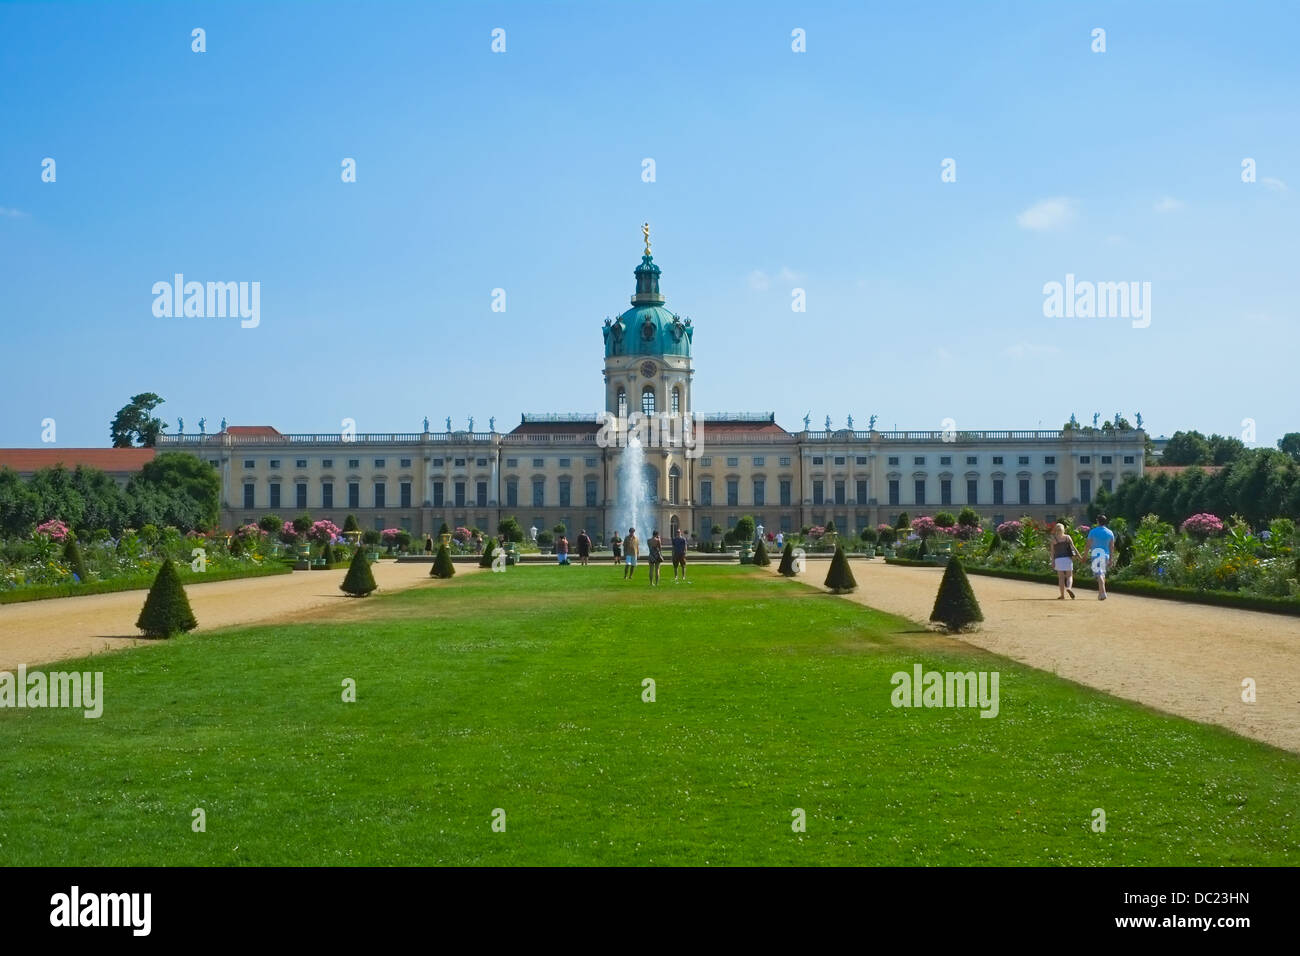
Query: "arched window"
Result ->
[[668, 465, 681, 504], [641, 386, 656, 416], [671, 386, 681, 415], [616, 387, 627, 417]]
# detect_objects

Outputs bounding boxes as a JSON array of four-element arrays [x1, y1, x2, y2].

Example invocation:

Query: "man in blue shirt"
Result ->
[[1085, 514, 1117, 601]]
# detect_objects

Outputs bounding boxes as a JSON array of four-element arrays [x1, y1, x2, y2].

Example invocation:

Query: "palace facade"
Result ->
[[158, 231, 1147, 541]]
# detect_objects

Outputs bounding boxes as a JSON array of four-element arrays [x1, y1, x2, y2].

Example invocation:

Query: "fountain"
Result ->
[[613, 433, 651, 555]]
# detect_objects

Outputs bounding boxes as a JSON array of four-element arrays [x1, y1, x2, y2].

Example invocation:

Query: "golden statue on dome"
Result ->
[[642, 222, 651, 256]]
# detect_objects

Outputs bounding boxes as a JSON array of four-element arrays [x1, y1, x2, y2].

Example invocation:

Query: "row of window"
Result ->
[[241, 478, 615, 511], [230, 452, 1136, 473], [698, 457, 796, 468], [615, 386, 683, 417], [243, 480, 416, 511], [699, 478, 792, 507], [240, 457, 417, 470], [880, 476, 1115, 508]]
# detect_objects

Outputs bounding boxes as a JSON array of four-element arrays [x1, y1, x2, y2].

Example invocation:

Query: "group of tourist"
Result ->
[[603, 527, 690, 586], [1048, 514, 1117, 601], [554, 530, 593, 566]]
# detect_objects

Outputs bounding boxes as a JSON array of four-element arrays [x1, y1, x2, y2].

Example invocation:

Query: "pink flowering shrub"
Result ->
[[381, 528, 402, 544], [308, 520, 342, 544], [35, 519, 71, 542], [453, 526, 471, 543], [1181, 513, 1225, 540], [910, 516, 937, 538], [234, 523, 267, 539], [953, 523, 982, 540], [996, 520, 1022, 541], [279, 520, 300, 544]]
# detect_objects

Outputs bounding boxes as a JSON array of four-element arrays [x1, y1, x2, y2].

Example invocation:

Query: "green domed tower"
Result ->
[[601, 223, 694, 420]]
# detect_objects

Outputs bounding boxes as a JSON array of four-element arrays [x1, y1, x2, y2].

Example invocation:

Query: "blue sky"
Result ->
[[2, 0, 1296, 447]]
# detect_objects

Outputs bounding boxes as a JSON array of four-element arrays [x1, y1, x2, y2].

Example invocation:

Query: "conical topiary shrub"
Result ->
[[778, 541, 796, 576], [478, 537, 497, 569], [321, 542, 334, 565], [752, 538, 770, 566], [136, 559, 198, 637], [823, 544, 857, 593], [929, 557, 984, 632], [63, 537, 89, 583], [340, 547, 377, 597], [343, 514, 359, 534], [431, 543, 455, 578]]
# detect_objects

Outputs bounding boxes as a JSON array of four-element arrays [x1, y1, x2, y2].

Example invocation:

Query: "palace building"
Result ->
[[157, 227, 1147, 541]]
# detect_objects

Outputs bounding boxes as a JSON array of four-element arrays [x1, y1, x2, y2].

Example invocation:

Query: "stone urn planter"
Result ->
[[739, 543, 753, 565], [440, 532, 452, 548], [344, 530, 362, 549]]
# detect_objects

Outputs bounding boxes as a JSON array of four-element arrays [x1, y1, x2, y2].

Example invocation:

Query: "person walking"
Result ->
[[1086, 515, 1117, 600], [1050, 523, 1080, 599], [622, 527, 639, 580], [556, 534, 569, 566], [577, 529, 592, 566], [648, 530, 663, 586], [611, 532, 622, 565]]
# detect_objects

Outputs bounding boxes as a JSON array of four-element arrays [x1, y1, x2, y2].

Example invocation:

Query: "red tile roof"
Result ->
[[226, 425, 283, 437], [0, 448, 157, 474], [510, 421, 603, 435], [702, 419, 790, 435]]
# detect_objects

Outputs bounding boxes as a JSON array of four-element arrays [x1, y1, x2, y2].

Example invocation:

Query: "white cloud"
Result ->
[[1261, 177, 1289, 193], [1017, 197, 1076, 231], [1006, 343, 1062, 360], [0, 207, 28, 218], [1153, 196, 1184, 213], [749, 266, 803, 291]]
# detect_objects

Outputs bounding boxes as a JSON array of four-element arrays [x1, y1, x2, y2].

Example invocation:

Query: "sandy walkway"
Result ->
[[0, 561, 474, 670], [775, 558, 1300, 753]]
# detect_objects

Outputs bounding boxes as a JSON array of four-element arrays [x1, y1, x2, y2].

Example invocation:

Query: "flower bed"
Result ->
[[0, 562, 292, 605], [883, 558, 1300, 617]]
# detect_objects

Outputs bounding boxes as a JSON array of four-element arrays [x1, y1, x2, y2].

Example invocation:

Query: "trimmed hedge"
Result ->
[[883, 558, 1300, 617], [0, 563, 293, 606], [135, 559, 198, 638]]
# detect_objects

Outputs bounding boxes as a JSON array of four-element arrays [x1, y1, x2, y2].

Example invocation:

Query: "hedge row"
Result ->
[[883, 558, 1300, 617], [0, 563, 293, 606]]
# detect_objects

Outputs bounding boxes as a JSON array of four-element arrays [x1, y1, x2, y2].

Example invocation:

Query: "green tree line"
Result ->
[[1091, 448, 1300, 528], [0, 452, 220, 538]]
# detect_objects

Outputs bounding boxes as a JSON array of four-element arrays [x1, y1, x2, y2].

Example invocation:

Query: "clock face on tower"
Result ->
[[639, 360, 657, 378]]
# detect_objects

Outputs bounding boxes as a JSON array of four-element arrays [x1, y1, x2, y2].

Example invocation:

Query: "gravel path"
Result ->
[[0, 561, 469, 671], [774, 558, 1300, 753]]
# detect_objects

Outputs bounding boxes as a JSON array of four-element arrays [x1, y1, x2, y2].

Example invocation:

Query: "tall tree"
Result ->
[[1278, 433, 1300, 463], [1160, 430, 1211, 466], [127, 452, 221, 530], [110, 393, 168, 447], [1207, 434, 1248, 466]]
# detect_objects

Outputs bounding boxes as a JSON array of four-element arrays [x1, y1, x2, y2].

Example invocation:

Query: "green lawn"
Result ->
[[1, 565, 1297, 865]]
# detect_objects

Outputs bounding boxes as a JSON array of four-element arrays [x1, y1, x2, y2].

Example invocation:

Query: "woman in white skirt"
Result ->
[[1050, 523, 1080, 599]]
